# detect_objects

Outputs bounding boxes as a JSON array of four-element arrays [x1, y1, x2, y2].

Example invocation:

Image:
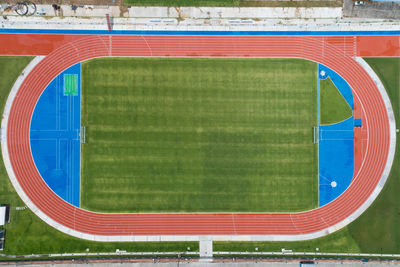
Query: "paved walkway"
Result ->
[[2, 5, 342, 18], [1, 15, 398, 32], [0, 4, 399, 32], [343, 0, 400, 19]]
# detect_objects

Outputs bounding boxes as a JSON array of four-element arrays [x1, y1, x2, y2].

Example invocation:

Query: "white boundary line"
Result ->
[[0, 55, 396, 242]]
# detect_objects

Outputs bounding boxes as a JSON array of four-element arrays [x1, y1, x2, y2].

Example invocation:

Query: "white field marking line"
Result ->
[[343, 36, 345, 58], [320, 138, 354, 141], [214, 251, 400, 257], [79, 62, 82, 208], [141, 35, 153, 56], [316, 59, 369, 206], [354, 57, 395, 185], [72, 55, 339, 215], [231, 213, 237, 234], [320, 116, 354, 127], [30, 138, 70, 141], [348, 67, 369, 185], [320, 216, 330, 227], [69, 42, 79, 55], [109, 35, 112, 56], [317, 64, 320, 207], [318, 55, 370, 191], [2, 250, 400, 258], [320, 174, 332, 183], [320, 129, 353, 132], [22, 54, 378, 219], [289, 213, 301, 234], [4, 52, 391, 242], [26, 50, 86, 209]]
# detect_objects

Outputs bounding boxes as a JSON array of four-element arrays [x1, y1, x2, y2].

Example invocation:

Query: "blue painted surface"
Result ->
[[30, 63, 81, 207], [0, 28, 399, 36], [320, 129, 354, 140], [319, 64, 354, 109], [318, 64, 354, 207], [354, 118, 362, 127]]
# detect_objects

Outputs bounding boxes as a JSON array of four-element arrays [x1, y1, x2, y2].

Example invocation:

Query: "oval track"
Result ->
[[5, 35, 392, 239]]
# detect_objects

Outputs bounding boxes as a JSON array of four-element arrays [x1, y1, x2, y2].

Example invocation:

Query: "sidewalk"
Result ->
[[0, 3, 399, 32], [2, 4, 343, 18], [0, 15, 398, 32]]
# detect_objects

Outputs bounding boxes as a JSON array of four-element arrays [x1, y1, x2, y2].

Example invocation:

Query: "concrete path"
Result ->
[[1, 15, 399, 32], [1, 3, 399, 32], [1, 4, 342, 19], [343, 0, 400, 19]]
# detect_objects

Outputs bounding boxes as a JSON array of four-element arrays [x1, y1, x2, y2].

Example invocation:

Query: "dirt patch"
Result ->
[[174, 6, 185, 22], [119, 4, 128, 16]]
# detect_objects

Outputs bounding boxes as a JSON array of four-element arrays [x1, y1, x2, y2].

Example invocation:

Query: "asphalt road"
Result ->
[[343, 0, 400, 19]]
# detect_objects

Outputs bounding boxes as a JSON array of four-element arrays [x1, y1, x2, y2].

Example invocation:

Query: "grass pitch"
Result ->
[[81, 58, 318, 213], [320, 77, 353, 125]]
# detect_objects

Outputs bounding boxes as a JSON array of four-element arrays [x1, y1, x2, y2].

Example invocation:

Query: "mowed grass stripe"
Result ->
[[81, 58, 318, 212]]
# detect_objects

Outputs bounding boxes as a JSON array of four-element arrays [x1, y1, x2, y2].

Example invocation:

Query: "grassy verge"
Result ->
[[239, 0, 342, 7], [0, 56, 197, 255], [346, 57, 400, 253], [81, 57, 318, 213], [320, 77, 353, 125], [124, 0, 239, 6], [215, 57, 400, 254], [123, 0, 342, 7]]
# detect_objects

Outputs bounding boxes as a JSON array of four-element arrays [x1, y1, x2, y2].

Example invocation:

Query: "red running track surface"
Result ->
[[0, 34, 398, 57], [4, 34, 391, 236]]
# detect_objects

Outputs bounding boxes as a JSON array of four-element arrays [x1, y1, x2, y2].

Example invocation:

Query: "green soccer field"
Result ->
[[81, 57, 318, 213]]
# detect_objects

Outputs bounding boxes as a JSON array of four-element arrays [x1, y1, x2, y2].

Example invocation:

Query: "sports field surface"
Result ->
[[320, 77, 353, 125], [1, 33, 398, 254], [0, 55, 398, 256], [81, 57, 318, 213]]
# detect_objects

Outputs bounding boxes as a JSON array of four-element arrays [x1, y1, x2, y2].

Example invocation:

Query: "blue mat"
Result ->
[[30, 63, 81, 207], [318, 64, 355, 207], [1, 29, 400, 36], [354, 118, 362, 127]]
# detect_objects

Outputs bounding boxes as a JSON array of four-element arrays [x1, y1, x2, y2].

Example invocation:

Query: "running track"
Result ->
[[2, 33, 398, 239]]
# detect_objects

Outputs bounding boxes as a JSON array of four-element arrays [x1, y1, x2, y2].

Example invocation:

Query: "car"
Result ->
[[354, 1, 365, 5]]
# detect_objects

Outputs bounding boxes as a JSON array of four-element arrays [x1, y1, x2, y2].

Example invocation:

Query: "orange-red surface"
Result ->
[[0, 34, 399, 57], [357, 36, 400, 57], [0, 34, 86, 55], [0, 33, 395, 236]]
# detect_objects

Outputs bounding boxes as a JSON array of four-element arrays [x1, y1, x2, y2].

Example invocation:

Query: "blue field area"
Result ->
[[0, 29, 399, 36], [318, 64, 355, 207], [30, 63, 81, 207]]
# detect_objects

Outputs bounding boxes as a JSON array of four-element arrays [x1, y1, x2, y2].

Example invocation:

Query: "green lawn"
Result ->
[[320, 77, 353, 125], [124, 0, 239, 6], [346, 57, 400, 253], [123, 0, 341, 7], [215, 57, 400, 254], [81, 57, 318, 213]]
